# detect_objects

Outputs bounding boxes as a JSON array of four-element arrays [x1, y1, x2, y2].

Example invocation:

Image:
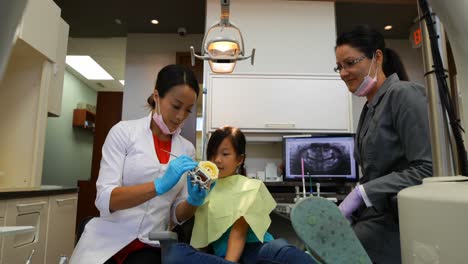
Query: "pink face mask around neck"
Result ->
[[353, 54, 378, 97], [152, 99, 182, 136]]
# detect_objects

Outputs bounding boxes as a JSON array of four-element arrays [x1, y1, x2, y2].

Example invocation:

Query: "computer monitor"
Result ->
[[283, 134, 358, 182]]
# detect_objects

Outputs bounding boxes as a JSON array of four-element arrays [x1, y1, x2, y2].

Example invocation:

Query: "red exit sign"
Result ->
[[410, 26, 423, 48]]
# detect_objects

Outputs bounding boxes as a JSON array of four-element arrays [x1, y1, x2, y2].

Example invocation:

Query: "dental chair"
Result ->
[[149, 217, 196, 259], [149, 213, 306, 262], [73, 216, 195, 263]]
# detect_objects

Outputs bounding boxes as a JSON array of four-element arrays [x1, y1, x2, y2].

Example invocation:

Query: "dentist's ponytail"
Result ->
[[383, 48, 408, 81]]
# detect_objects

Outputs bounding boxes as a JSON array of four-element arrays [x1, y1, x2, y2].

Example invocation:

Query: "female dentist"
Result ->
[[70, 64, 209, 264], [335, 25, 432, 263]]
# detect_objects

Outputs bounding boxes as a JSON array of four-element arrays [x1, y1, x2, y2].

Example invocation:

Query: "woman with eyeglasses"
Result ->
[[333, 25, 432, 263]]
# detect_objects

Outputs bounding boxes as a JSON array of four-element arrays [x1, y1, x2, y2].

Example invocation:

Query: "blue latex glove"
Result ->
[[338, 186, 363, 223], [154, 155, 198, 195], [186, 177, 216, 206]]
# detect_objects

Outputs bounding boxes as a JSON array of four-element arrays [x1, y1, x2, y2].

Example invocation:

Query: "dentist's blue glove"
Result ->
[[338, 186, 363, 223], [154, 155, 198, 195], [186, 177, 216, 206]]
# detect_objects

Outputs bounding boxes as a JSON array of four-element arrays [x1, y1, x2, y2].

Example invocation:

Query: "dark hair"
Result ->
[[207, 126, 247, 176], [147, 64, 200, 109], [336, 25, 409, 81]]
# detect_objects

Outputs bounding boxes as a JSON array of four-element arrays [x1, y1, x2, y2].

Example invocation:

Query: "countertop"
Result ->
[[0, 185, 78, 200]]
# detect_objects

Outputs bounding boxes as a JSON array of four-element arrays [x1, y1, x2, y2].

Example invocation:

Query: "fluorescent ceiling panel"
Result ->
[[65, 55, 113, 80]]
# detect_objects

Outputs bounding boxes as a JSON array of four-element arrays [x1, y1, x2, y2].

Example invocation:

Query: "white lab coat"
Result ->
[[70, 114, 195, 264]]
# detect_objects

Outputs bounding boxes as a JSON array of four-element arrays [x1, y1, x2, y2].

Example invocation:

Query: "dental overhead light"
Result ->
[[190, 0, 255, 73]]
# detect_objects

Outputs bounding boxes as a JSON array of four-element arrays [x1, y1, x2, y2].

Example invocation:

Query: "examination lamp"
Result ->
[[190, 0, 255, 73]]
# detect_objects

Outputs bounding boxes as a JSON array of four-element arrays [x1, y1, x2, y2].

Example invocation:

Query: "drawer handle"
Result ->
[[56, 197, 77, 206], [265, 123, 296, 128], [16, 202, 47, 212]]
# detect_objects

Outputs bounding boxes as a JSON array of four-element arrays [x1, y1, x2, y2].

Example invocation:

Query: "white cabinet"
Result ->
[[0, 41, 50, 188], [48, 19, 70, 117], [206, 73, 352, 133], [0, 0, 68, 187], [0, 201, 6, 262], [0, 200, 6, 218], [2, 197, 49, 264], [0, 192, 77, 264], [18, 0, 69, 117], [17, 0, 61, 62], [44, 193, 77, 264]]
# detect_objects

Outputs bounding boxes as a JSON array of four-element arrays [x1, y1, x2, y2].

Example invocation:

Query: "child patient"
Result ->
[[167, 126, 317, 263]]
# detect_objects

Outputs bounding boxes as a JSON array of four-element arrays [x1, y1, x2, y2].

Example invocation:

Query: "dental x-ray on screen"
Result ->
[[283, 135, 358, 182]]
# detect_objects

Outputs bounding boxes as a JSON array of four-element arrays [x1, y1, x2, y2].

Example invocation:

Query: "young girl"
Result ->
[[166, 126, 317, 263]]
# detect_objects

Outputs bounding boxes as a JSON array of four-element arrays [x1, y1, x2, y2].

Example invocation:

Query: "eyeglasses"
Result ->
[[334, 55, 366, 73]]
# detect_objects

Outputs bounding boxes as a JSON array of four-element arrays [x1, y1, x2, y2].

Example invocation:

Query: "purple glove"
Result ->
[[338, 187, 363, 223]]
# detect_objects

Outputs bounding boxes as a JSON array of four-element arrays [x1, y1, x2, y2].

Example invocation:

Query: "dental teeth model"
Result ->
[[188, 161, 219, 190]]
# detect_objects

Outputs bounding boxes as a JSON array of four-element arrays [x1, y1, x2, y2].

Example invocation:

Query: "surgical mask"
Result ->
[[152, 98, 182, 136], [353, 54, 378, 97]]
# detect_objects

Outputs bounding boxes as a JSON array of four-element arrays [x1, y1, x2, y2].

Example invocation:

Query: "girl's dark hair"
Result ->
[[147, 64, 200, 109], [207, 126, 247, 176], [336, 25, 409, 81]]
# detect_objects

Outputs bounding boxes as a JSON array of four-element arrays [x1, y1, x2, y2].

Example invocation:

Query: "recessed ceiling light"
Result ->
[[65, 55, 113, 80], [151, 19, 159, 25], [384, 25, 393, 30], [119, 80, 125, 85]]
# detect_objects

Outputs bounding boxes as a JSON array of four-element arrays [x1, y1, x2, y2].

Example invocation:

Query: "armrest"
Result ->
[[148, 231, 178, 242], [148, 231, 179, 259]]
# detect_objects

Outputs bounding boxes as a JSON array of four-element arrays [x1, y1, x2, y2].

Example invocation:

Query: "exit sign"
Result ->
[[410, 24, 423, 48]]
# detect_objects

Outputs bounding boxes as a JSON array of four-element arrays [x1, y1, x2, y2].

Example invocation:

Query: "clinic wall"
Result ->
[[42, 71, 97, 186], [386, 39, 425, 85], [122, 34, 203, 121], [205, 0, 337, 75]]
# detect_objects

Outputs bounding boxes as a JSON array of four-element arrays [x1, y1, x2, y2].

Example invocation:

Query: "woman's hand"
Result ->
[[186, 178, 216, 206], [338, 187, 363, 223], [154, 155, 198, 195]]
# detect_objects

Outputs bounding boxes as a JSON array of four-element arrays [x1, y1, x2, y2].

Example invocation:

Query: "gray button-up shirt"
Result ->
[[356, 73, 432, 211], [353, 73, 433, 263]]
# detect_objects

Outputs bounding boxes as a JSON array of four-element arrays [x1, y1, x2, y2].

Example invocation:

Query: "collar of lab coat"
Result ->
[[145, 113, 187, 164]]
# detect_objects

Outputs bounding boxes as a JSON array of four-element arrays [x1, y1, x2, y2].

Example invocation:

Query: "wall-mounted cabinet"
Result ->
[[48, 19, 70, 117], [17, 0, 61, 62], [0, 0, 68, 188], [0, 41, 50, 188], [206, 73, 352, 133], [73, 109, 96, 132]]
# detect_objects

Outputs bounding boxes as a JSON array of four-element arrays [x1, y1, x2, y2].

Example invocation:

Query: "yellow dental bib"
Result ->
[[190, 175, 277, 248]]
